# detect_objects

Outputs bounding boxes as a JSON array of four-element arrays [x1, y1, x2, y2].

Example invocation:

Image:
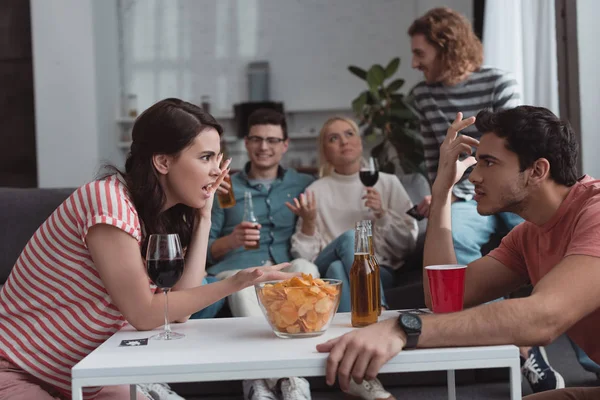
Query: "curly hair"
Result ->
[[408, 7, 483, 85]]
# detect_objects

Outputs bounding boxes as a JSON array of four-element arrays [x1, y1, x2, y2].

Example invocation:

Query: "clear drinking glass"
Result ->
[[146, 234, 185, 340]]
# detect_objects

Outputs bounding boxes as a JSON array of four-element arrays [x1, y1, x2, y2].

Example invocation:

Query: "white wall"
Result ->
[[31, 0, 472, 186], [118, 0, 471, 171], [576, 0, 600, 178], [31, 0, 101, 188], [120, 0, 472, 116], [92, 0, 123, 172]]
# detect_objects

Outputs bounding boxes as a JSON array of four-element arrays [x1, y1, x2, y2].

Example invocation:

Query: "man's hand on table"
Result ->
[[316, 318, 407, 391]]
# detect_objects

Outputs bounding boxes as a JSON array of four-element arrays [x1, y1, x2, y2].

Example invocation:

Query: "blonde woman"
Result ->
[[286, 116, 418, 399], [289, 116, 418, 303]]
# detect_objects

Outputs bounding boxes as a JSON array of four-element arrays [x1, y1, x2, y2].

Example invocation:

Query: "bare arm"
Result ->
[[300, 218, 316, 236], [420, 254, 600, 348], [318, 254, 600, 389], [174, 216, 212, 291], [422, 113, 480, 306], [462, 256, 528, 308], [170, 216, 212, 323], [87, 224, 290, 331], [422, 190, 455, 309], [423, 252, 528, 310]]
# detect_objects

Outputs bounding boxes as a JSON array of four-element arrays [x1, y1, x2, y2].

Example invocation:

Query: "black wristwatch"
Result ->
[[397, 313, 422, 349]]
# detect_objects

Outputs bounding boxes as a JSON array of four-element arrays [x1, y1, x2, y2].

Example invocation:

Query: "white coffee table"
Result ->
[[71, 311, 521, 400]]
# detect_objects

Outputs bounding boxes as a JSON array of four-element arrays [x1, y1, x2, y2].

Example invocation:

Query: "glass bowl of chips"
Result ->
[[255, 274, 342, 338]]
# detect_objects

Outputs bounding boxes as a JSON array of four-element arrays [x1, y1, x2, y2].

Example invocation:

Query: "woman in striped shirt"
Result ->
[[0, 98, 292, 400]]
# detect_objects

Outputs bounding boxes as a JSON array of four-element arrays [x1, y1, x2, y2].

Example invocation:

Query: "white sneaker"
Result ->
[[137, 383, 185, 400], [243, 379, 279, 400], [137, 384, 156, 400], [280, 377, 311, 400], [346, 378, 395, 400]]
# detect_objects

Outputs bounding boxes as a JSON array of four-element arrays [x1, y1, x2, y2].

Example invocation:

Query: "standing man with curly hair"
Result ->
[[407, 7, 564, 393]]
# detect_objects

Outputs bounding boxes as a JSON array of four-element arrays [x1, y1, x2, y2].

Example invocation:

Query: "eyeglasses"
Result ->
[[247, 136, 286, 145]]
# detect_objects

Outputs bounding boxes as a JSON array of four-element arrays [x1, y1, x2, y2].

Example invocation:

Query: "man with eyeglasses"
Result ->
[[192, 108, 317, 400]]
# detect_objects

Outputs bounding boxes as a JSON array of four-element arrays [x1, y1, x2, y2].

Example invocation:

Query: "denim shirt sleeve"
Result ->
[[207, 202, 225, 265]]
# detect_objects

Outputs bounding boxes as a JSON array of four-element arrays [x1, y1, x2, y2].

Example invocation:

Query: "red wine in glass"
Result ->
[[359, 170, 379, 187], [360, 157, 379, 187], [146, 233, 185, 340], [147, 259, 184, 289], [360, 157, 379, 216]]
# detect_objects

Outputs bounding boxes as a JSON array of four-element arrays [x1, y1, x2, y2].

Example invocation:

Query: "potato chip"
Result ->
[[297, 302, 312, 317], [315, 297, 333, 314]]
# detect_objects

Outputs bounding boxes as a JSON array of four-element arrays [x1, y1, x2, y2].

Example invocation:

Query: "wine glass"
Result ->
[[359, 157, 379, 187], [359, 157, 379, 215], [146, 234, 185, 340]]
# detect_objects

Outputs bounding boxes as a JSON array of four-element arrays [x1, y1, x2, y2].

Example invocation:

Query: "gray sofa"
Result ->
[[0, 186, 429, 310], [0, 187, 76, 287]]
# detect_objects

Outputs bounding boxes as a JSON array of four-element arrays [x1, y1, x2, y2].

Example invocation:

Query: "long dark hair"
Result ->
[[106, 98, 223, 253]]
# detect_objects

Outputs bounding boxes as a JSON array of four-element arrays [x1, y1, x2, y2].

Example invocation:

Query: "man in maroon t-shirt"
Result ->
[[316, 106, 600, 400]]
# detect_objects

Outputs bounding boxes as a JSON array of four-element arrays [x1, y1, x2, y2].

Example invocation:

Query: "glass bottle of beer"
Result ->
[[216, 147, 236, 209], [350, 222, 378, 327], [364, 220, 382, 316], [217, 175, 236, 208], [243, 191, 259, 250]]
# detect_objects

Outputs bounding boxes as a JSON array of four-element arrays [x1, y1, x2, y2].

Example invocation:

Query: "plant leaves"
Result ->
[[390, 108, 415, 120], [351, 92, 368, 117], [386, 79, 405, 93], [350, 58, 425, 175], [385, 58, 400, 78], [348, 66, 367, 80], [367, 65, 386, 91]]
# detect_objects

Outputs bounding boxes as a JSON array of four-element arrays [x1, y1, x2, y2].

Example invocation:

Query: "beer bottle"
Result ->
[[216, 147, 236, 209], [243, 191, 260, 250], [217, 175, 236, 208], [363, 220, 382, 316], [350, 222, 378, 327]]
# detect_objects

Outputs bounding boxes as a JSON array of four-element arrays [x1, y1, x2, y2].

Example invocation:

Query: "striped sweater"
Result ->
[[0, 175, 142, 399], [412, 67, 521, 199]]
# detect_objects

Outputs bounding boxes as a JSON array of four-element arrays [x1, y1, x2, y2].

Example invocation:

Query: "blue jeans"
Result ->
[[314, 230, 390, 312], [568, 337, 600, 373], [189, 276, 226, 319], [451, 199, 524, 265]]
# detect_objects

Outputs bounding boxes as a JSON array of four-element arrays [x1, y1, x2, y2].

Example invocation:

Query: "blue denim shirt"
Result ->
[[207, 164, 314, 275]]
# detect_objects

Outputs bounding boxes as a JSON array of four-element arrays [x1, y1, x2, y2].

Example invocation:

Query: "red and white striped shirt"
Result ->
[[0, 175, 142, 399]]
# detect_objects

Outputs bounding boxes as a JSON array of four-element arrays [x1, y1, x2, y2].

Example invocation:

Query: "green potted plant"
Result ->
[[348, 58, 425, 177]]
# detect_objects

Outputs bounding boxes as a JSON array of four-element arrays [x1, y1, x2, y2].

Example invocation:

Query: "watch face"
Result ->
[[401, 314, 422, 330]]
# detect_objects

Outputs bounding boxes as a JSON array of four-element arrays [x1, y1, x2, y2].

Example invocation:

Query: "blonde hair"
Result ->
[[317, 116, 361, 178]]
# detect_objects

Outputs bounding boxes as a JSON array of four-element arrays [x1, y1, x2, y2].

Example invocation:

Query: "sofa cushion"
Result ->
[[0, 187, 74, 284]]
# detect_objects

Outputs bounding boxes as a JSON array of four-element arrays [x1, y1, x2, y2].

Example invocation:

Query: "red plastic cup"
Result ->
[[426, 264, 467, 313]]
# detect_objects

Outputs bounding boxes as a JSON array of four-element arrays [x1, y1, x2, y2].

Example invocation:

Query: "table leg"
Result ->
[[71, 382, 84, 400], [510, 364, 522, 400], [447, 369, 456, 400], [130, 384, 137, 400]]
